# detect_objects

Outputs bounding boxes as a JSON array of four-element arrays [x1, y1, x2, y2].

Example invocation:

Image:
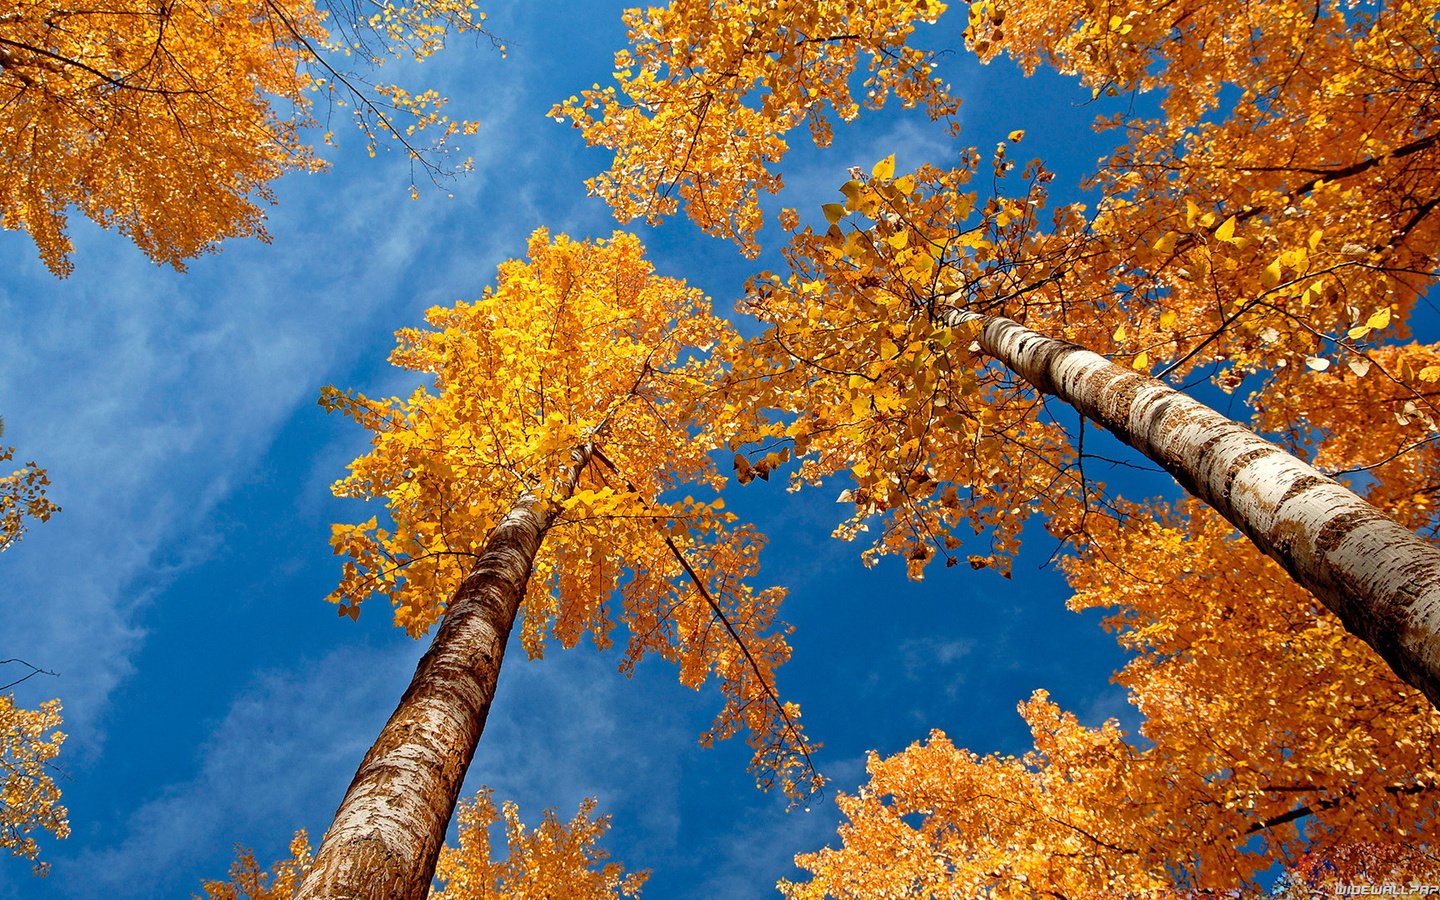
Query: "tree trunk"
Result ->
[[297, 451, 588, 899], [946, 309, 1440, 709]]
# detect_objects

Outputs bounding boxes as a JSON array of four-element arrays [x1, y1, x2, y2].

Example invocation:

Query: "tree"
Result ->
[[714, 154, 1440, 706], [0, 0, 486, 275], [556, 0, 1440, 890], [200, 791, 644, 899], [559, 0, 1440, 702], [297, 230, 814, 898]]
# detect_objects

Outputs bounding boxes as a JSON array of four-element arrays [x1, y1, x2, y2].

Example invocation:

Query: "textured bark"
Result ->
[[297, 452, 587, 899], [947, 309, 1440, 710]]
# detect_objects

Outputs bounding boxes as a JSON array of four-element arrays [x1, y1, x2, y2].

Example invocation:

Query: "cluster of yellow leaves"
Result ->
[[200, 791, 643, 899], [0, 695, 68, 876], [199, 831, 313, 900], [551, 0, 959, 255], [325, 229, 817, 795], [1, 448, 65, 875], [965, 0, 1440, 390], [0, 0, 484, 275], [658, 0, 1440, 575], [432, 790, 646, 899], [720, 155, 1089, 577], [0, 0, 324, 274], [784, 500, 1440, 897], [0, 446, 57, 553]]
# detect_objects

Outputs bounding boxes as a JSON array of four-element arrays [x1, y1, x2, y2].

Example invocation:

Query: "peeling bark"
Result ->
[[947, 309, 1440, 710], [297, 451, 589, 899]]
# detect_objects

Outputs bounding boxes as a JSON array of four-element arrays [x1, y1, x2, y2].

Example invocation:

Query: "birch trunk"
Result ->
[[945, 309, 1440, 709], [297, 450, 587, 899]]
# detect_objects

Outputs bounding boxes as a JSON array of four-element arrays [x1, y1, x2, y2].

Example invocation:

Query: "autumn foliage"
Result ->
[[784, 501, 1440, 896], [201, 792, 644, 899], [431, 791, 647, 899], [0, 0, 484, 274], [0, 695, 67, 876], [558, 0, 1440, 894], [0, 447, 56, 554], [7, 0, 1440, 891], [553, 0, 959, 256], [324, 229, 816, 794], [0, 446, 65, 874]]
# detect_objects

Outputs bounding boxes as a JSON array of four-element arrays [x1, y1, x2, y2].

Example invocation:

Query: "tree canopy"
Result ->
[[0, 0, 486, 274], [3, 0, 1439, 894]]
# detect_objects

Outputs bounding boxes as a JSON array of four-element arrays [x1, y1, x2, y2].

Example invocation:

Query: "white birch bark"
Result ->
[[945, 309, 1440, 709], [296, 450, 589, 899]]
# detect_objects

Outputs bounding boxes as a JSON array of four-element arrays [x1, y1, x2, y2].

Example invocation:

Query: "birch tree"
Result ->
[[550, 2, 1440, 889], [297, 230, 814, 899], [558, 0, 1440, 703]]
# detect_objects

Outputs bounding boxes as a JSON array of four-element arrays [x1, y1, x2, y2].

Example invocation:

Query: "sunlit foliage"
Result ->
[[553, 0, 959, 256], [201, 793, 645, 899], [0, 446, 56, 553], [783, 500, 1440, 897], [0, 0, 486, 274], [432, 790, 647, 899], [0, 694, 67, 876], [325, 229, 817, 794]]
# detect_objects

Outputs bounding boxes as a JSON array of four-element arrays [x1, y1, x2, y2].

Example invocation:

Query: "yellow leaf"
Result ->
[[1159, 310, 1178, 330], [1007, 129, 1025, 143], [1348, 324, 1371, 340], [1113, 324, 1128, 341], [822, 203, 847, 225], [1365, 307, 1391, 331], [1419, 366, 1440, 382], [1132, 351, 1150, 371], [1214, 216, 1238, 243], [1185, 199, 1202, 228], [1260, 258, 1283, 289], [872, 154, 896, 181]]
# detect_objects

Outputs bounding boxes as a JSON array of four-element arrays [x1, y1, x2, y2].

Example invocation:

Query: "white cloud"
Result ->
[[899, 636, 977, 681], [0, 63, 542, 753]]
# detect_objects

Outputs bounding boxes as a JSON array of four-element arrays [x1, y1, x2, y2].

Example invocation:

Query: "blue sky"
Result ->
[[0, 2, 1175, 896]]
